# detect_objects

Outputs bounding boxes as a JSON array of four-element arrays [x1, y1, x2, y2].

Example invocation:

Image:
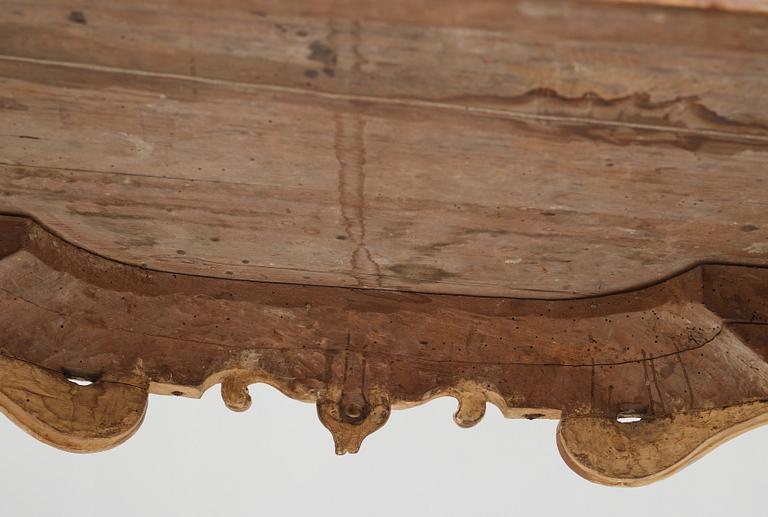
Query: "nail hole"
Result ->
[[616, 413, 643, 424], [66, 377, 93, 386], [343, 402, 364, 419]]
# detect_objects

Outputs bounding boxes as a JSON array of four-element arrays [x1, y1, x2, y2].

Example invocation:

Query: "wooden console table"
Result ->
[[1, 0, 767, 486]]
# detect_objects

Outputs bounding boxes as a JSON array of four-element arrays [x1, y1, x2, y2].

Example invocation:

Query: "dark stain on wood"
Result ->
[[388, 263, 457, 284], [308, 40, 337, 67], [334, 112, 381, 286], [67, 10, 87, 24]]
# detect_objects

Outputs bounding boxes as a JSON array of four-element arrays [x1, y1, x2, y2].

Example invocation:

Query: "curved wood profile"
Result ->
[[0, 214, 766, 484], [557, 402, 768, 486], [0, 355, 147, 453]]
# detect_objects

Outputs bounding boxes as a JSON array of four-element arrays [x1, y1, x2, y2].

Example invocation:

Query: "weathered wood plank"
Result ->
[[1, 55, 767, 295], [2, 0, 767, 126], [2, 1, 767, 296]]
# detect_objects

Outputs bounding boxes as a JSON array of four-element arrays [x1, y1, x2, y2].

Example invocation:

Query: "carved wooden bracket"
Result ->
[[0, 214, 767, 485]]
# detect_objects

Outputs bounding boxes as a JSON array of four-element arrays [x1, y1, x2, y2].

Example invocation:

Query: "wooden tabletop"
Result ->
[[1, 0, 768, 486], [2, 0, 767, 297]]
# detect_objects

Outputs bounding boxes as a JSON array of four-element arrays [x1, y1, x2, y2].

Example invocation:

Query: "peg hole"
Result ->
[[66, 377, 94, 386]]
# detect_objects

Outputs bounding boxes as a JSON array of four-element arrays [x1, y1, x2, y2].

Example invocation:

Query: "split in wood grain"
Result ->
[[3, 55, 766, 143]]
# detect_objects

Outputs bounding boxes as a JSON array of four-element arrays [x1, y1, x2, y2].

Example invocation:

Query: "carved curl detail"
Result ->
[[1, 214, 768, 485]]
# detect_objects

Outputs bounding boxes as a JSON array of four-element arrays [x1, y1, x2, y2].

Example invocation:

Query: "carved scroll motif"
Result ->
[[0, 214, 767, 484]]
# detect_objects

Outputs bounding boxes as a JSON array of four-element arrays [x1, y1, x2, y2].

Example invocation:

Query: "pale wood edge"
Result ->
[[556, 403, 768, 486], [599, 0, 768, 13], [0, 355, 148, 453]]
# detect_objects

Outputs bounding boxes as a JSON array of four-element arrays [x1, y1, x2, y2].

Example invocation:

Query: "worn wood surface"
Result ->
[[0, 352, 147, 453], [1, 215, 767, 484], [2, 0, 768, 297], [1, 0, 768, 485]]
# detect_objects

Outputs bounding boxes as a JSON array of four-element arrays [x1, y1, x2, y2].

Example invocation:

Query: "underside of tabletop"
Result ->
[[0, 0, 767, 486]]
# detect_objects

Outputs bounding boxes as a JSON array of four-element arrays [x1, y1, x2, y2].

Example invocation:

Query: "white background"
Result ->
[[0, 385, 764, 516]]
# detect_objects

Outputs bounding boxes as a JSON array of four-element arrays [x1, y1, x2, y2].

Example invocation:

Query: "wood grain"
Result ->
[[0, 353, 147, 453], [558, 401, 768, 486], [1, 0, 768, 485], [1, 0, 767, 296]]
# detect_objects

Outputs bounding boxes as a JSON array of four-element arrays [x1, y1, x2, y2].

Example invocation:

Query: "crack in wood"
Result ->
[[3, 55, 767, 143]]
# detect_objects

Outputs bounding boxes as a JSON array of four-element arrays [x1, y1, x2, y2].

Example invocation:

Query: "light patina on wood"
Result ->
[[0, 0, 767, 486]]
